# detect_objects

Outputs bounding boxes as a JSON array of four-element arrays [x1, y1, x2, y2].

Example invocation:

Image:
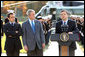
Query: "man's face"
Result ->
[[60, 12, 68, 20], [9, 14, 15, 22], [80, 18, 84, 22], [39, 19, 42, 22], [29, 11, 35, 20]]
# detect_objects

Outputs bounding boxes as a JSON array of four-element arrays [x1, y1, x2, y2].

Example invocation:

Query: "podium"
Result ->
[[51, 33, 79, 56]]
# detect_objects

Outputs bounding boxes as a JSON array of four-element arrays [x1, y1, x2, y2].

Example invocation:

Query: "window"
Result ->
[[63, 1, 84, 6]]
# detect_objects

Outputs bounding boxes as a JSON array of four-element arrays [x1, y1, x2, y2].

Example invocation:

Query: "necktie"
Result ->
[[11, 23, 14, 26], [31, 21, 35, 33], [64, 22, 66, 25]]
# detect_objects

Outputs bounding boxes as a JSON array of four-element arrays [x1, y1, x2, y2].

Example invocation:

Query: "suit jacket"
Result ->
[[56, 19, 79, 50], [3, 22, 23, 51], [22, 19, 45, 51]]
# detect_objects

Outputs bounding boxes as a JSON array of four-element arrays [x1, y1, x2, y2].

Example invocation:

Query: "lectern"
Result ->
[[51, 33, 79, 56], [51, 25, 79, 56]]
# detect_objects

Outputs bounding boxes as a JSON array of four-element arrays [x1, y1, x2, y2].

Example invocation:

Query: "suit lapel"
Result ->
[[60, 20, 63, 25], [34, 20, 38, 34], [67, 20, 71, 31], [67, 20, 70, 26], [26, 20, 34, 34], [13, 23, 16, 29], [26, 19, 38, 34], [8, 23, 13, 29]]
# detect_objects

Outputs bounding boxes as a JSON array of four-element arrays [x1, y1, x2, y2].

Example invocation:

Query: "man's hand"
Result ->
[[15, 31, 18, 33], [68, 32, 73, 34], [1, 36, 3, 39], [8, 35, 12, 37], [42, 43, 45, 49], [24, 45, 28, 51]]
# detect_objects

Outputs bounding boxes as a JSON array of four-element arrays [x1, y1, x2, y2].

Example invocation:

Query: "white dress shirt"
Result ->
[[62, 19, 68, 25], [28, 18, 35, 27], [9, 22, 15, 26]]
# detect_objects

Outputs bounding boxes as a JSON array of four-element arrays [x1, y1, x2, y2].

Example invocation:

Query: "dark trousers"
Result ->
[[45, 31, 51, 45], [59, 45, 75, 56], [81, 37, 84, 46], [1, 48, 2, 53], [6, 49, 19, 56], [69, 48, 75, 56], [27, 45, 43, 56]]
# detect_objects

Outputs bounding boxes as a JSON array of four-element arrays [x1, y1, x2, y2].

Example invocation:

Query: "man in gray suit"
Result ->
[[22, 9, 45, 56]]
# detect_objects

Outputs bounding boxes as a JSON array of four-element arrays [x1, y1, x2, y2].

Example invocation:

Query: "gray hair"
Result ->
[[26, 9, 35, 16]]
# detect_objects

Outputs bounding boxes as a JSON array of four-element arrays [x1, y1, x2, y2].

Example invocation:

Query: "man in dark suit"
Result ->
[[79, 17, 84, 47], [1, 19, 3, 55], [56, 10, 79, 56], [22, 9, 45, 56], [3, 13, 22, 56]]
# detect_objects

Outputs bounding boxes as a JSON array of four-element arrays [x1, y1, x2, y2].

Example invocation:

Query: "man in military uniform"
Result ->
[[3, 13, 23, 56]]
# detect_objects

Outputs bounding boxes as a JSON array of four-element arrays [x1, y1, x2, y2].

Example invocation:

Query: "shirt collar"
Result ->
[[9, 22, 15, 24], [28, 18, 35, 25], [62, 19, 68, 25], [28, 18, 35, 22]]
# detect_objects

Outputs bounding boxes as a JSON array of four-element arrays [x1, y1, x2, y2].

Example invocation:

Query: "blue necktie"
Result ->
[[64, 22, 66, 25], [31, 21, 35, 33]]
